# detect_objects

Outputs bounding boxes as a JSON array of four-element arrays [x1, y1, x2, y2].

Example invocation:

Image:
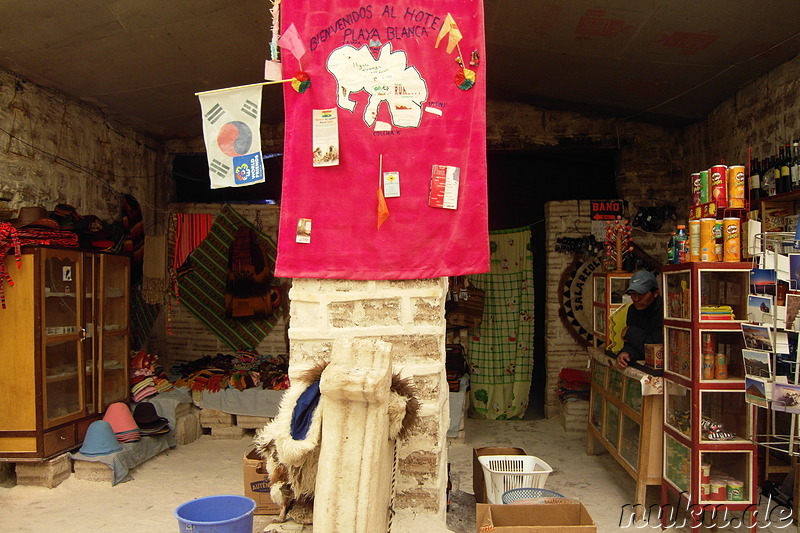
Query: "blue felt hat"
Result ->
[[79, 420, 123, 456]]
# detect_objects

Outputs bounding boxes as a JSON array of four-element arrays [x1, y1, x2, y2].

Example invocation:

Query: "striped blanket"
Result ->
[[176, 205, 279, 350]]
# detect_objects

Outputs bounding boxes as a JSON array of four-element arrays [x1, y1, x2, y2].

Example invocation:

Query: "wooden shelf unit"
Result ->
[[661, 262, 759, 525]]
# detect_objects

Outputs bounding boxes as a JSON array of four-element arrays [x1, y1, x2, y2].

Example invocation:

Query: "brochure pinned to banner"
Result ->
[[198, 85, 266, 189]]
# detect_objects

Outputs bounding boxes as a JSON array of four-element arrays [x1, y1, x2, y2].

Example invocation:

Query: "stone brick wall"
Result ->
[[682, 53, 800, 174], [288, 278, 449, 523], [545, 200, 593, 417], [0, 67, 168, 228]]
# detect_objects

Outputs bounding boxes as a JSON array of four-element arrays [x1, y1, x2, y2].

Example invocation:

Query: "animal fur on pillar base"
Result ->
[[254, 351, 419, 529]]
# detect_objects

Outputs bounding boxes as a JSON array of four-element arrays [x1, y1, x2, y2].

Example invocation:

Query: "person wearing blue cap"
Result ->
[[615, 269, 663, 370]]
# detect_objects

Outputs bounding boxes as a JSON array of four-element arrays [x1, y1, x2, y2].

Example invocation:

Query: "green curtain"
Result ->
[[467, 226, 534, 420]]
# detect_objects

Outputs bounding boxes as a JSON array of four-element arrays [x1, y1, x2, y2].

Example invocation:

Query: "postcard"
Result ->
[[748, 294, 774, 324], [741, 323, 774, 352], [772, 382, 800, 414], [742, 349, 771, 379], [791, 254, 800, 291], [745, 376, 770, 409], [786, 293, 800, 330], [750, 268, 777, 295], [775, 352, 798, 385]]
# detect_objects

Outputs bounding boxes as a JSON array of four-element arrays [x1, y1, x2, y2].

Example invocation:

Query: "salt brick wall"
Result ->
[[288, 278, 449, 521], [682, 53, 800, 174], [544, 200, 593, 418], [0, 67, 167, 228]]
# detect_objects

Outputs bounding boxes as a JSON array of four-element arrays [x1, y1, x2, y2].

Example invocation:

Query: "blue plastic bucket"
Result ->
[[174, 495, 256, 533]]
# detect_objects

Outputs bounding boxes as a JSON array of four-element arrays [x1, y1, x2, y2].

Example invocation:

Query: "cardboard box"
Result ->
[[476, 502, 597, 532], [473, 446, 527, 504], [243, 447, 280, 515], [644, 343, 664, 369]]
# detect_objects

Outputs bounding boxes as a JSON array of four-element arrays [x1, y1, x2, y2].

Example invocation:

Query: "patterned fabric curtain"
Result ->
[[467, 226, 534, 420]]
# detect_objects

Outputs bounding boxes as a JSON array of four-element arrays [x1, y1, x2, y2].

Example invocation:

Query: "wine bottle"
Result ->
[[771, 155, 780, 196], [781, 144, 791, 193], [758, 158, 768, 199], [791, 139, 800, 190], [749, 157, 761, 203]]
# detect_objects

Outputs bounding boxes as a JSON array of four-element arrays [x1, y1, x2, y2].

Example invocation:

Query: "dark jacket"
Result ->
[[621, 295, 663, 362]]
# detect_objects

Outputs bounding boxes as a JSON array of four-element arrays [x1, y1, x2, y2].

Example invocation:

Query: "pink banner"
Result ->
[[275, 0, 488, 279]]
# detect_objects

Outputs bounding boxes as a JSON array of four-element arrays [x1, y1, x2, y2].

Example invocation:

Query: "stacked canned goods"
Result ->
[[677, 162, 745, 263]]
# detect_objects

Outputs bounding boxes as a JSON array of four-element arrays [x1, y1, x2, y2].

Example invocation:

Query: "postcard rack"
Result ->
[[748, 230, 800, 471]]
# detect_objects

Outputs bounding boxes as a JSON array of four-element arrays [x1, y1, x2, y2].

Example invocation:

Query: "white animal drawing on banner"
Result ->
[[326, 42, 428, 128]]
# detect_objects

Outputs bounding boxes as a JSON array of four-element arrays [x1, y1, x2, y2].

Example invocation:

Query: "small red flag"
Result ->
[[377, 188, 389, 229]]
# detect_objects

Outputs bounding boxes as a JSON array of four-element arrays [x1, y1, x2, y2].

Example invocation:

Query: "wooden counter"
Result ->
[[587, 346, 663, 511]]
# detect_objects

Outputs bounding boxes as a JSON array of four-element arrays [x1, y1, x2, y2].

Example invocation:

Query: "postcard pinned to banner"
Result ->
[[383, 171, 400, 198], [312, 108, 340, 167], [428, 164, 460, 209]]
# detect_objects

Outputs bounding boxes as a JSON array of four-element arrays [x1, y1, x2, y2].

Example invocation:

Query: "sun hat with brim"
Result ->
[[10, 206, 60, 230], [79, 420, 123, 456], [626, 270, 659, 294]]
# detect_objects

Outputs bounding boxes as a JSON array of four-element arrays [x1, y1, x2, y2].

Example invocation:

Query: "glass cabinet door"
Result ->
[[594, 275, 606, 304], [665, 326, 692, 379], [99, 254, 129, 407], [620, 415, 641, 467], [664, 270, 691, 320], [82, 254, 97, 414], [42, 250, 83, 427]]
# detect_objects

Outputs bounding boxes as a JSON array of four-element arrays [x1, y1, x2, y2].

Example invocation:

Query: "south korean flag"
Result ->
[[198, 85, 265, 189]]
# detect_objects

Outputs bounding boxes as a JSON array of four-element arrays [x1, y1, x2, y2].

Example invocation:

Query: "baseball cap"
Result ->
[[626, 270, 659, 294]]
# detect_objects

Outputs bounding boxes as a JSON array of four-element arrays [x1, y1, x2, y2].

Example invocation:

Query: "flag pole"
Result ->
[[195, 79, 295, 96]]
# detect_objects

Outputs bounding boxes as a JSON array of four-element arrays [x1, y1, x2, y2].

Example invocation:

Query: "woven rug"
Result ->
[[130, 288, 161, 351], [176, 205, 279, 350]]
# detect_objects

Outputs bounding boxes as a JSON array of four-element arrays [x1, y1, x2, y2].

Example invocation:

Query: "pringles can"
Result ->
[[691, 173, 703, 206], [700, 218, 717, 261], [728, 165, 746, 208], [689, 219, 701, 262], [710, 165, 728, 208], [699, 169, 710, 203], [723, 217, 741, 262], [714, 220, 723, 260]]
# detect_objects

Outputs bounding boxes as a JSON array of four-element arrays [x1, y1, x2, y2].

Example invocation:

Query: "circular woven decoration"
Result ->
[[292, 71, 311, 93], [455, 68, 476, 90]]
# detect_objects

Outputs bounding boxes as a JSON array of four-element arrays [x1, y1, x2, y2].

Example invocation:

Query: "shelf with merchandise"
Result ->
[[660, 262, 758, 519]]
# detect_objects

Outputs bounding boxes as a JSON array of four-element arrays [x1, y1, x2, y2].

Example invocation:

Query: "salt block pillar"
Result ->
[[288, 278, 451, 531], [314, 340, 394, 532]]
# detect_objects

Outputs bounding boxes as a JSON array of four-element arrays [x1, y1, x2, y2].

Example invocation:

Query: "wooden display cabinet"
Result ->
[[588, 347, 663, 510], [0, 247, 130, 461], [661, 262, 758, 524], [592, 271, 634, 347]]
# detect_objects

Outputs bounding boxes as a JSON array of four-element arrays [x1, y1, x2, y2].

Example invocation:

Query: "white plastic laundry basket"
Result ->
[[478, 455, 553, 504]]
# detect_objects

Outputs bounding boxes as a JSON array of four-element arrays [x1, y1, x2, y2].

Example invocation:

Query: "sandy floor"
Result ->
[[0, 416, 793, 532]]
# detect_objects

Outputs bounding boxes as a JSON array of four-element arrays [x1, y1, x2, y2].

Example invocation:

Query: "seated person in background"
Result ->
[[615, 270, 663, 370]]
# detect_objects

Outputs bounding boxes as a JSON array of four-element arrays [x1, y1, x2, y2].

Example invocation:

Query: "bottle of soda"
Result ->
[[675, 225, 688, 263], [667, 232, 676, 264]]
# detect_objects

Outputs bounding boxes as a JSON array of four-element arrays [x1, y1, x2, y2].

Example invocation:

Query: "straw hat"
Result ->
[[10, 206, 59, 230]]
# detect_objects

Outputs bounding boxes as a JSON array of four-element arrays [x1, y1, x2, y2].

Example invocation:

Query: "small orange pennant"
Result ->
[[377, 187, 390, 229]]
